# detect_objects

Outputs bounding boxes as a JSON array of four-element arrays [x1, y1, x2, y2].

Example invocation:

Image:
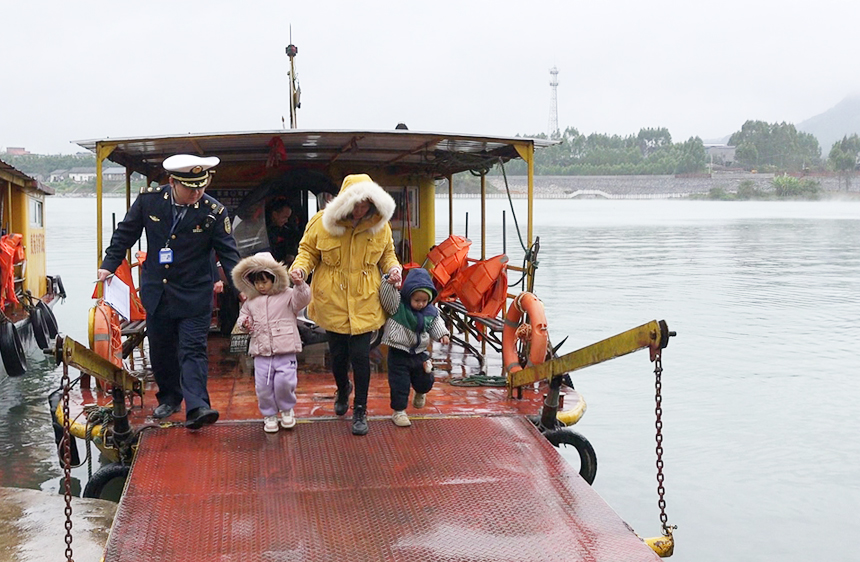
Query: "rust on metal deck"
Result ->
[[104, 417, 659, 562]]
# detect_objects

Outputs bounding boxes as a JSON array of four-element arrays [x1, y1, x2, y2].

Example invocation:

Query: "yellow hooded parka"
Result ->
[[291, 174, 401, 334]]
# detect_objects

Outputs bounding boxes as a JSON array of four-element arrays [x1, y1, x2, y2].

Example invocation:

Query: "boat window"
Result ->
[[29, 197, 44, 227]]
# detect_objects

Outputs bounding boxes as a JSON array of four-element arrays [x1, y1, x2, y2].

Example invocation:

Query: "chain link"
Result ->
[[653, 349, 674, 536], [61, 362, 75, 562]]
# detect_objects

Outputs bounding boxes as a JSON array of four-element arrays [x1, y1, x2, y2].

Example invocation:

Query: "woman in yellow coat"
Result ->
[[290, 174, 402, 435]]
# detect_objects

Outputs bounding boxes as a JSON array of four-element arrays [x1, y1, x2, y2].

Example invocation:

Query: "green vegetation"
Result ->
[[0, 152, 145, 194], [1, 152, 95, 177], [694, 176, 821, 200], [502, 127, 707, 176], [827, 133, 860, 190], [728, 120, 821, 172]]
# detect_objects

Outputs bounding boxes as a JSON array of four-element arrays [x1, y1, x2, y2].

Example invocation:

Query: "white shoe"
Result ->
[[391, 410, 411, 427], [413, 392, 426, 409], [263, 415, 279, 433], [280, 409, 296, 429]]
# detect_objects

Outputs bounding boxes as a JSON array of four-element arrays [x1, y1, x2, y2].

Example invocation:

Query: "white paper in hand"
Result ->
[[103, 276, 131, 321]]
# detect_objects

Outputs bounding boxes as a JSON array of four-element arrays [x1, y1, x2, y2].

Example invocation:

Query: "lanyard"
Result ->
[[166, 190, 189, 248]]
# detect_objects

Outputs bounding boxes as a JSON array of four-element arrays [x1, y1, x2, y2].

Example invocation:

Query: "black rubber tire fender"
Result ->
[[543, 427, 598, 485], [36, 299, 59, 338], [0, 320, 28, 377], [54, 275, 66, 298], [83, 462, 130, 500], [29, 306, 52, 350]]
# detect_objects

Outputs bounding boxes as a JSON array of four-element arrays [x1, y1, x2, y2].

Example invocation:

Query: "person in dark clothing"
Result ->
[[97, 154, 241, 430], [265, 197, 303, 265], [379, 267, 450, 427]]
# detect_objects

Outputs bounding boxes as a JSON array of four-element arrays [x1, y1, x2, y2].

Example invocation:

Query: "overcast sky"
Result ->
[[2, 0, 858, 154]]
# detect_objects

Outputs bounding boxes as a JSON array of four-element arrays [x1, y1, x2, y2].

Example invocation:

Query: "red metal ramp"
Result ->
[[104, 417, 660, 561]]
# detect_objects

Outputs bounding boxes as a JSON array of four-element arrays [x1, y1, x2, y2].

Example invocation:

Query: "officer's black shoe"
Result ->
[[152, 402, 181, 419], [186, 407, 219, 429], [334, 381, 353, 416], [351, 405, 368, 436]]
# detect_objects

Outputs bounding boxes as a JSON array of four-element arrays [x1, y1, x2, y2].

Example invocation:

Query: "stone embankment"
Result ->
[[449, 172, 856, 199]]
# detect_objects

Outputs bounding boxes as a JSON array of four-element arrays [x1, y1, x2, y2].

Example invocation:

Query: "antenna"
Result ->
[[548, 66, 559, 138], [286, 27, 300, 129]]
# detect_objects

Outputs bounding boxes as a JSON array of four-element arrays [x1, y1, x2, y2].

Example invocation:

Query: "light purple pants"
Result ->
[[254, 353, 298, 416]]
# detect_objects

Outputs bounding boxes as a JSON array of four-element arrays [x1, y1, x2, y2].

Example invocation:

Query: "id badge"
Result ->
[[159, 248, 174, 264]]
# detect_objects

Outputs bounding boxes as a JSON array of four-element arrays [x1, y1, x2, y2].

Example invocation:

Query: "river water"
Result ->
[[1, 196, 858, 561]]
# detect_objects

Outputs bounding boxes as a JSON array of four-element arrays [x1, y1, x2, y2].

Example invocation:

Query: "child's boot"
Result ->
[[413, 392, 426, 409]]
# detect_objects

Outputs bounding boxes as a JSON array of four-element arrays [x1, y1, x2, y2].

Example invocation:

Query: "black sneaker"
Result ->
[[352, 405, 368, 435], [334, 381, 352, 416]]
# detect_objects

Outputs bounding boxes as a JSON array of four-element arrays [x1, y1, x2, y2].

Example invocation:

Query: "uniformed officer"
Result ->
[[97, 154, 241, 429]]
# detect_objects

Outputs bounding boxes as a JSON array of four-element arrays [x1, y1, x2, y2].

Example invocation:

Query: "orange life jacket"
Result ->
[[450, 254, 509, 319], [0, 234, 24, 310], [426, 235, 471, 300]]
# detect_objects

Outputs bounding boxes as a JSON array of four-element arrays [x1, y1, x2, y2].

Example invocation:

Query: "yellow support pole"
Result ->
[[513, 141, 536, 288], [527, 144, 534, 248], [447, 174, 453, 236], [480, 173, 486, 260], [95, 143, 116, 267]]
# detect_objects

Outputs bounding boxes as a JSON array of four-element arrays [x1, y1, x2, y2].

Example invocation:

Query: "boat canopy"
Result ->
[[75, 129, 557, 183]]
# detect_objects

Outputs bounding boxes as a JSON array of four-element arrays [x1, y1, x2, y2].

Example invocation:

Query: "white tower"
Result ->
[[548, 67, 559, 138]]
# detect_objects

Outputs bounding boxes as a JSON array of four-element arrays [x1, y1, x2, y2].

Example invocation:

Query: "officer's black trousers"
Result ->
[[148, 304, 212, 415]]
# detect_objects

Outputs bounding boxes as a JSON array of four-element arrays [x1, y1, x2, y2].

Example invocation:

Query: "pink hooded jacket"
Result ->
[[232, 252, 311, 357]]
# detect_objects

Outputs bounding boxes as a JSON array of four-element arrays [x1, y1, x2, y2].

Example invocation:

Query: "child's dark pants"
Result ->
[[387, 347, 434, 411]]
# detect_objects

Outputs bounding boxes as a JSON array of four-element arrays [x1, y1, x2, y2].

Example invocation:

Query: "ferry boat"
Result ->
[[0, 157, 64, 378], [46, 46, 677, 562]]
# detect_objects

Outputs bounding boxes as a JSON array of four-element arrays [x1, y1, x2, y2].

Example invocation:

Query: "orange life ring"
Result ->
[[89, 300, 123, 369], [502, 292, 549, 375]]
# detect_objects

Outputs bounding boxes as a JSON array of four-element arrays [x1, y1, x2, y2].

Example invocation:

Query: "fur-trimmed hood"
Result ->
[[231, 251, 290, 298], [321, 174, 396, 236]]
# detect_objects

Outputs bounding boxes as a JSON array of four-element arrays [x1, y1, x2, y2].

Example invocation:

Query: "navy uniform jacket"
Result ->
[[101, 184, 241, 318]]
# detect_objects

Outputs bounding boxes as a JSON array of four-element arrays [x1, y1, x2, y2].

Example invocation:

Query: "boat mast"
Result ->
[[286, 33, 299, 129]]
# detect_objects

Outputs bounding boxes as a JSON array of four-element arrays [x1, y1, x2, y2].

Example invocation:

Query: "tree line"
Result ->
[[501, 127, 707, 176], [5, 122, 860, 190], [496, 121, 860, 179]]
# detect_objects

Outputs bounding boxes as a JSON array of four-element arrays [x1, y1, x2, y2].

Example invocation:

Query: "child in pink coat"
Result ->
[[233, 252, 311, 433]]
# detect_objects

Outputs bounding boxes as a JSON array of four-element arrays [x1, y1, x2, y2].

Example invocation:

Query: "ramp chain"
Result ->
[[61, 361, 75, 562], [653, 349, 674, 537]]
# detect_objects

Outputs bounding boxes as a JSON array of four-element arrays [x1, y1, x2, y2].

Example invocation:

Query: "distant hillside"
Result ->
[[798, 94, 860, 154]]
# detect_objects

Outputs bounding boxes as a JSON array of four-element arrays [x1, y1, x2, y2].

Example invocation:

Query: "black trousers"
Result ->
[[147, 302, 212, 415], [387, 347, 435, 411], [326, 331, 372, 408]]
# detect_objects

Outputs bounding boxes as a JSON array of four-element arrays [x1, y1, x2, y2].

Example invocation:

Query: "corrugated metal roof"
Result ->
[[74, 129, 557, 180]]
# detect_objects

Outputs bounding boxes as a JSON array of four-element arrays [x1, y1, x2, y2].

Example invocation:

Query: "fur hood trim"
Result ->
[[321, 174, 396, 236], [231, 252, 290, 298]]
